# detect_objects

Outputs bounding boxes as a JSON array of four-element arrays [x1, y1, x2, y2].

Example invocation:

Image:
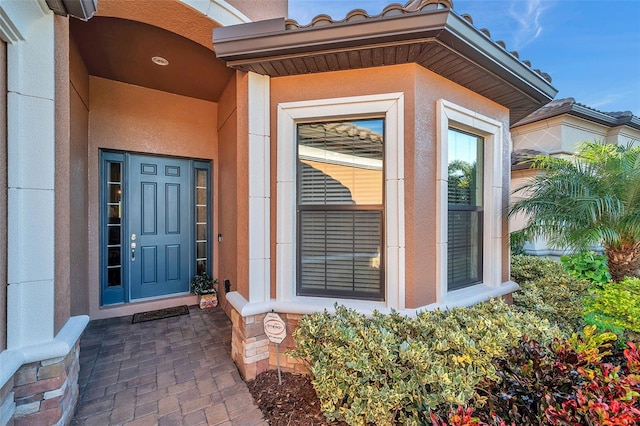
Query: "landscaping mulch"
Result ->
[[247, 370, 348, 426]]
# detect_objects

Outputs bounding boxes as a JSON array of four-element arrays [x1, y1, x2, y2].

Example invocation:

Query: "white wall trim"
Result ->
[[436, 99, 506, 304], [180, 0, 252, 25], [0, 0, 51, 44], [4, 0, 56, 349], [247, 72, 271, 303], [226, 279, 518, 318], [0, 7, 23, 43], [276, 93, 405, 311]]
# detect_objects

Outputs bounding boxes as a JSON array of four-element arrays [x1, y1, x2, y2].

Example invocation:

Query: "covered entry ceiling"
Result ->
[[70, 16, 234, 102]]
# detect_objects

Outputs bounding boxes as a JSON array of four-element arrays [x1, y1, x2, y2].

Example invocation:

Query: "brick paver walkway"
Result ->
[[71, 306, 267, 426]]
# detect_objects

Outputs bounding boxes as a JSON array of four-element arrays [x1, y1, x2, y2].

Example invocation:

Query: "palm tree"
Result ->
[[509, 141, 640, 282]]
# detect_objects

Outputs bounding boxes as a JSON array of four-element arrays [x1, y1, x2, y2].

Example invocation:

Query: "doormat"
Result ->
[[132, 305, 189, 324]]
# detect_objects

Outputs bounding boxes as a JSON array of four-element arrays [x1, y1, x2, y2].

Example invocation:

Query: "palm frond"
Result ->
[[509, 141, 640, 252]]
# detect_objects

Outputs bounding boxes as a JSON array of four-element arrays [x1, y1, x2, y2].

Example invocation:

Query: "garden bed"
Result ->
[[247, 370, 347, 426]]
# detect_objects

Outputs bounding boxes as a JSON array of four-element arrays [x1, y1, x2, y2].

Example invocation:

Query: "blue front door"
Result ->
[[127, 154, 191, 300], [100, 151, 212, 305]]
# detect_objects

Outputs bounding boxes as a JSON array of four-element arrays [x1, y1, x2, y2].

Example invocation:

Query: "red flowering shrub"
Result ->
[[545, 340, 640, 425], [429, 406, 513, 426], [476, 327, 639, 425]]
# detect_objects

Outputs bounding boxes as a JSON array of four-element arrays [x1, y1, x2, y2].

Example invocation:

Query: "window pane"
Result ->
[[109, 162, 121, 182], [298, 119, 383, 205], [108, 225, 121, 245], [107, 247, 121, 267], [196, 169, 207, 187], [108, 184, 122, 203], [196, 206, 207, 223], [196, 260, 207, 275], [448, 210, 482, 289], [196, 241, 207, 259], [196, 224, 207, 241], [299, 210, 382, 299], [297, 119, 384, 300], [447, 128, 483, 291], [107, 267, 121, 287], [108, 205, 121, 224], [196, 187, 206, 205], [448, 129, 483, 206]]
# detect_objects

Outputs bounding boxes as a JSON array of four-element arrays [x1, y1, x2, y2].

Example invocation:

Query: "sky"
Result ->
[[288, 0, 640, 116]]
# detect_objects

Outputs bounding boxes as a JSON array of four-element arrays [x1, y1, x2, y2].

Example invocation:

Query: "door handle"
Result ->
[[131, 242, 136, 261]]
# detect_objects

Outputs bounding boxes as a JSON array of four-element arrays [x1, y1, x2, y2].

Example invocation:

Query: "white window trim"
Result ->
[[276, 93, 405, 311], [436, 99, 506, 305]]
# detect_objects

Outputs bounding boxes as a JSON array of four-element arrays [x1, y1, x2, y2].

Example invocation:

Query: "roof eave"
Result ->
[[213, 9, 557, 122], [513, 103, 640, 131], [46, 0, 97, 20], [442, 12, 556, 104]]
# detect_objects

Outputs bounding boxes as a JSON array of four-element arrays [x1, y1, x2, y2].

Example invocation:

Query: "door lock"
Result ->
[[131, 242, 136, 261]]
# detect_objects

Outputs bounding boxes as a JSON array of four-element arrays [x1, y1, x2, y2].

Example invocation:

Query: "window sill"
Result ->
[[437, 280, 520, 310], [226, 280, 519, 318]]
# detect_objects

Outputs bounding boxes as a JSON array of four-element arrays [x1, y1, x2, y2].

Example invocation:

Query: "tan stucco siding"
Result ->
[[96, 0, 218, 50], [55, 19, 93, 329], [225, 0, 288, 22], [68, 32, 90, 318], [217, 73, 251, 302]]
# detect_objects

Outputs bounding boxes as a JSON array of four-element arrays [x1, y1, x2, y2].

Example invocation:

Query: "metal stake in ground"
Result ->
[[263, 312, 287, 385]]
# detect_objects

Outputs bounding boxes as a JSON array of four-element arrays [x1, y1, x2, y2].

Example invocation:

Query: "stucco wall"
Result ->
[[217, 74, 243, 303], [226, 0, 288, 21], [68, 33, 90, 317], [54, 16, 72, 333], [87, 77, 218, 318], [512, 115, 640, 155], [270, 63, 511, 308]]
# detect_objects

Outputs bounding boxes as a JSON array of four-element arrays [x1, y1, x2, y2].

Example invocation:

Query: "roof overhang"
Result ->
[[46, 0, 97, 20], [213, 8, 558, 124], [514, 101, 640, 131]]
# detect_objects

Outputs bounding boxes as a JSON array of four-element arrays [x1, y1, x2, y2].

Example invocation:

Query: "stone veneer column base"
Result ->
[[1, 342, 80, 426], [230, 306, 310, 381]]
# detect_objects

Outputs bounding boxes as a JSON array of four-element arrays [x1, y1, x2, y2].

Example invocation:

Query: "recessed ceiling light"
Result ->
[[151, 56, 169, 66]]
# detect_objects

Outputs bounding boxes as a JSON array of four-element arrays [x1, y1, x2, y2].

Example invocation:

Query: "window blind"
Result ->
[[297, 119, 384, 300]]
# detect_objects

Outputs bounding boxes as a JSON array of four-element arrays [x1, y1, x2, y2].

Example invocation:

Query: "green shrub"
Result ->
[[510, 255, 566, 284], [511, 255, 589, 332], [583, 277, 640, 334], [560, 251, 611, 285], [289, 299, 560, 426], [512, 274, 589, 332], [510, 230, 528, 256]]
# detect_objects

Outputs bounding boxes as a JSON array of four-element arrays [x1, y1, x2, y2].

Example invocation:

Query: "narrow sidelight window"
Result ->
[[296, 119, 384, 300], [194, 164, 210, 275], [447, 128, 484, 290], [100, 151, 126, 305]]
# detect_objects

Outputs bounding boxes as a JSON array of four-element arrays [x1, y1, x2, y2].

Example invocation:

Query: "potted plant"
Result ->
[[190, 273, 218, 309]]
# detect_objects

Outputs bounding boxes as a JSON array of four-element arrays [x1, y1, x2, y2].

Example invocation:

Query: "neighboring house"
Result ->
[[510, 98, 640, 256], [0, 0, 556, 423]]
